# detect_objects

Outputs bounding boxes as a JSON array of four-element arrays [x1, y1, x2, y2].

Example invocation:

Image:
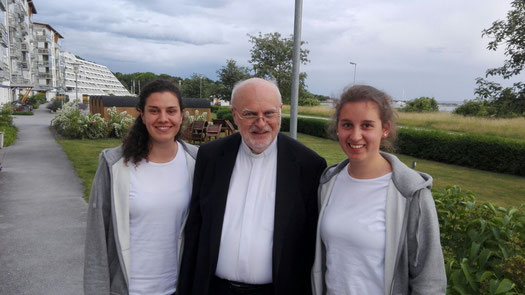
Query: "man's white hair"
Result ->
[[230, 78, 282, 107]]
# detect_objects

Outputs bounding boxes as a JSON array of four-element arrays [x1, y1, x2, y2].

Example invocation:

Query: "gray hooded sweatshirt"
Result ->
[[311, 152, 446, 295], [84, 141, 198, 295]]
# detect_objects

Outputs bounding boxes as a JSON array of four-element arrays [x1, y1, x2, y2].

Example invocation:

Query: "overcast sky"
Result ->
[[32, 0, 523, 102]]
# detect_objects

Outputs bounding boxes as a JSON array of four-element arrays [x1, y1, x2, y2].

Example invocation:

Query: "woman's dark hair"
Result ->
[[122, 79, 183, 165], [329, 85, 397, 151]]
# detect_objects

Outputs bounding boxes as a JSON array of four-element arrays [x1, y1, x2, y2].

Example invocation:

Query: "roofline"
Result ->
[[33, 22, 64, 39], [28, 0, 37, 14]]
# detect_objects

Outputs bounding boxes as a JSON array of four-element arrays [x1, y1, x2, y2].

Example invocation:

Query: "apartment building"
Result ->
[[63, 52, 130, 99], [0, 0, 9, 103], [32, 22, 62, 97], [0, 0, 130, 106], [7, 0, 36, 102]]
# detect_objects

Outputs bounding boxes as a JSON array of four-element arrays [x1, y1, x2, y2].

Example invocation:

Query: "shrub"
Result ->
[[13, 111, 33, 115], [280, 117, 330, 139], [210, 105, 220, 113], [396, 127, 525, 176], [47, 99, 67, 112], [83, 113, 108, 139], [454, 100, 489, 117], [1, 104, 14, 126], [434, 186, 525, 294], [106, 107, 134, 138], [402, 96, 439, 112], [216, 108, 233, 122], [51, 102, 107, 139], [299, 97, 321, 106]]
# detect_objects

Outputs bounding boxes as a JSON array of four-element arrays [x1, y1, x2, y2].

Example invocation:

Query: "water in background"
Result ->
[[438, 101, 463, 112], [320, 100, 463, 112]]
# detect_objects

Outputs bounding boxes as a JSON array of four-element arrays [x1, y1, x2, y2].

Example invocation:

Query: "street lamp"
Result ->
[[72, 63, 80, 101], [349, 61, 357, 85], [199, 74, 203, 98]]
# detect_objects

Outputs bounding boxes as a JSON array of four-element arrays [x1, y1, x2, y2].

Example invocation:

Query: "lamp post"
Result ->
[[349, 61, 357, 85], [73, 63, 79, 101], [199, 74, 204, 98]]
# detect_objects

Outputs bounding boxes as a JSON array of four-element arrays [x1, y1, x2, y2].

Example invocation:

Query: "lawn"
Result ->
[[57, 138, 121, 201], [0, 124, 18, 147], [58, 134, 525, 208], [282, 105, 525, 141]]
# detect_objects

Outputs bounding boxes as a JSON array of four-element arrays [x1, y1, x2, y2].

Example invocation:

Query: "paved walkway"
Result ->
[[0, 105, 86, 294]]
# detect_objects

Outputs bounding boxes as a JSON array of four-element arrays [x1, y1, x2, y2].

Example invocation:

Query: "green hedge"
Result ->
[[280, 117, 331, 139], [216, 108, 234, 122], [396, 128, 525, 176], [280, 117, 525, 176]]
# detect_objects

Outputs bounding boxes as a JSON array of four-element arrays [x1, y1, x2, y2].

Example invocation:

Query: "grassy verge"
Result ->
[[57, 138, 120, 201], [282, 105, 525, 141], [58, 134, 525, 208], [0, 124, 18, 147]]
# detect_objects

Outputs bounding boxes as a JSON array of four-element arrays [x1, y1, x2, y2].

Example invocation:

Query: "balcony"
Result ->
[[9, 49, 21, 58], [11, 75, 31, 85], [38, 72, 53, 79], [0, 25, 7, 48], [37, 60, 51, 67], [0, 61, 8, 71], [38, 48, 50, 55], [34, 33, 52, 43]]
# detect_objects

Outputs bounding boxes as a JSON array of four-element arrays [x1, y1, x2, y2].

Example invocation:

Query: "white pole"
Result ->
[[349, 61, 357, 85], [290, 0, 303, 140]]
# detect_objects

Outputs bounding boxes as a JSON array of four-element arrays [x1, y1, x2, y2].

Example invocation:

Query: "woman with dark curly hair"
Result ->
[[84, 79, 198, 295], [312, 85, 446, 295]]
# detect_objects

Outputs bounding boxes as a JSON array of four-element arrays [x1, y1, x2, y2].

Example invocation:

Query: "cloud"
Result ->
[[32, 0, 520, 101]]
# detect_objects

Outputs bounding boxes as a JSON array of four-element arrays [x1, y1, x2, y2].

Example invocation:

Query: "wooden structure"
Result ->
[[89, 96, 211, 122], [184, 98, 211, 122], [89, 96, 139, 120], [205, 123, 222, 142], [213, 119, 235, 136], [190, 121, 208, 144]]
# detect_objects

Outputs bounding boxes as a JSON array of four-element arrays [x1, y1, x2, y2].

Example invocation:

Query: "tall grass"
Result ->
[[397, 112, 525, 140], [282, 105, 525, 141], [282, 105, 334, 118]]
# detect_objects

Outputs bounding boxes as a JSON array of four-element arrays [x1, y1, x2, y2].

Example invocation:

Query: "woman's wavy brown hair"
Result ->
[[328, 85, 398, 152], [122, 79, 183, 165]]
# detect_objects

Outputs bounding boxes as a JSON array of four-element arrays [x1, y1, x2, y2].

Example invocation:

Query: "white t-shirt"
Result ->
[[321, 165, 391, 295], [128, 142, 191, 295]]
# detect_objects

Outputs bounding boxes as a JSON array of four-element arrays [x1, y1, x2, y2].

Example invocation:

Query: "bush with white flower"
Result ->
[[51, 103, 134, 139], [106, 106, 134, 138]]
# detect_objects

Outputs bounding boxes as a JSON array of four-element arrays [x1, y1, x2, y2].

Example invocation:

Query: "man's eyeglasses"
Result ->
[[235, 109, 281, 122]]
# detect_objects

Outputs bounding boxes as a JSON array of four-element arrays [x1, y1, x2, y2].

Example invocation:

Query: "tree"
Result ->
[[114, 72, 183, 94], [248, 32, 310, 103], [181, 73, 215, 99], [465, 0, 525, 118], [482, 0, 525, 78], [216, 59, 251, 100], [402, 97, 439, 112]]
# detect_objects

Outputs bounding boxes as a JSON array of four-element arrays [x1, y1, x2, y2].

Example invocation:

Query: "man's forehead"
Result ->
[[234, 82, 280, 105]]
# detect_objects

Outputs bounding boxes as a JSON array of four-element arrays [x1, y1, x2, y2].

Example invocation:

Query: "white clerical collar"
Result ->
[[240, 136, 278, 159]]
